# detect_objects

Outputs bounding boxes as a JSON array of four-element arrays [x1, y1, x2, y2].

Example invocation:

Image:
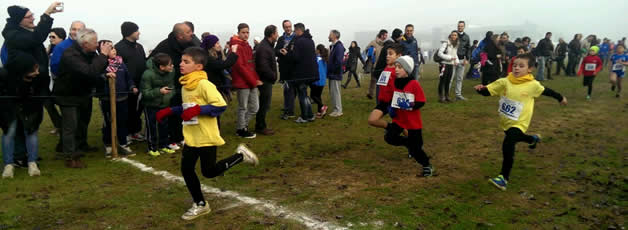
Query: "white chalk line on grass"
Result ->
[[117, 158, 349, 230]]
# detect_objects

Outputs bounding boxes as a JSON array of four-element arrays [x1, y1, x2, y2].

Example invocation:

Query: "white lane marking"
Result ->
[[117, 158, 348, 230]]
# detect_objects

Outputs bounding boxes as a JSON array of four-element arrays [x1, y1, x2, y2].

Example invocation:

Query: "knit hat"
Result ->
[[395, 56, 414, 75], [589, 45, 600, 54], [392, 28, 403, 40], [200, 35, 219, 50], [121, 21, 139, 38], [7, 5, 29, 25]]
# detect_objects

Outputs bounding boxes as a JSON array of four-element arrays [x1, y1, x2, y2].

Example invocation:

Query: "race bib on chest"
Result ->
[[612, 63, 625, 71], [182, 103, 199, 125], [391, 91, 415, 110], [377, 71, 392, 86], [585, 63, 596, 71], [499, 97, 524, 121]]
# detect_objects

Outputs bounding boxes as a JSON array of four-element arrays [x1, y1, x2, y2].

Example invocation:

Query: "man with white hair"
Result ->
[[54, 28, 113, 168], [50, 20, 86, 76]]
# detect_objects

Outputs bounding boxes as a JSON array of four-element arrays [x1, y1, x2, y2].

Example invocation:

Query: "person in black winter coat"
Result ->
[[566, 34, 582, 76], [1, 3, 62, 176], [343, 41, 365, 88], [555, 38, 568, 75], [286, 23, 317, 122], [481, 32, 502, 85], [275, 20, 297, 119], [54, 28, 113, 168], [1, 52, 43, 177], [201, 35, 237, 102], [535, 32, 554, 80], [254, 25, 279, 134], [115, 21, 146, 141], [148, 22, 196, 148]]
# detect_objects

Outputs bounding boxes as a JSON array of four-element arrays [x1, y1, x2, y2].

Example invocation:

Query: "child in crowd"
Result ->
[[507, 47, 526, 74], [155, 47, 259, 220], [141, 53, 176, 157], [475, 53, 567, 191], [367, 43, 403, 129], [380, 55, 433, 177], [1, 54, 41, 178], [609, 44, 628, 98], [312, 44, 328, 118], [578, 46, 603, 100], [97, 40, 136, 158]]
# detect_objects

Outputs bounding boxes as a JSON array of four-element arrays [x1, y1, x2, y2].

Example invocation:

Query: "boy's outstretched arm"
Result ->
[[542, 87, 568, 105], [156, 106, 183, 123], [181, 104, 227, 121], [474, 85, 491, 96]]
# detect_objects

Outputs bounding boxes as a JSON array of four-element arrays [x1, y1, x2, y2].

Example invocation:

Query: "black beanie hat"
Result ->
[[392, 28, 403, 40], [7, 5, 29, 25], [121, 21, 139, 38]]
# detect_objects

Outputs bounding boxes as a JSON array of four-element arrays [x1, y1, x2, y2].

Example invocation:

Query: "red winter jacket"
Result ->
[[578, 55, 603, 76], [229, 36, 259, 89]]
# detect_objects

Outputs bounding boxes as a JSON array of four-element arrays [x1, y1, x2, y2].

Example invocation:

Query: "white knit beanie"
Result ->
[[395, 55, 415, 75]]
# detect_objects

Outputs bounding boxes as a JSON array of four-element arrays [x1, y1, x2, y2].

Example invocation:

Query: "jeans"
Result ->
[[255, 83, 273, 131], [329, 80, 342, 113], [410, 64, 420, 80], [450, 62, 466, 97], [282, 82, 296, 116], [145, 107, 169, 151], [295, 83, 314, 120], [536, 56, 547, 81], [181, 145, 243, 204], [2, 120, 38, 165], [236, 88, 259, 130]]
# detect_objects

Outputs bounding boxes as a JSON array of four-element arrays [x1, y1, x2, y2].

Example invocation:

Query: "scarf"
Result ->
[[106, 56, 123, 73], [179, 71, 208, 90], [394, 77, 412, 90], [507, 73, 535, 84]]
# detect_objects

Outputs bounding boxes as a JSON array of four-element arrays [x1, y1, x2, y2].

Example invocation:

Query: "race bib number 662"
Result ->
[[499, 97, 523, 121]]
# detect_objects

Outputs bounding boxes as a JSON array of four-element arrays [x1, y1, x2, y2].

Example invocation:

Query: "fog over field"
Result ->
[[1, 0, 626, 52]]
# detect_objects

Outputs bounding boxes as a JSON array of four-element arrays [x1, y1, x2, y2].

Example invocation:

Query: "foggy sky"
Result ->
[[1, 0, 626, 52]]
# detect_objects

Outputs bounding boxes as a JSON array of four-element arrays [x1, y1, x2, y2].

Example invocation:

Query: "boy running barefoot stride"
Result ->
[[475, 53, 567, 191], [156, 47, 259, 220]]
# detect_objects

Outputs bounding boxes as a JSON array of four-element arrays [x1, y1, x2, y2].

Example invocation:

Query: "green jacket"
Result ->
[[140, 58, 175, 108]]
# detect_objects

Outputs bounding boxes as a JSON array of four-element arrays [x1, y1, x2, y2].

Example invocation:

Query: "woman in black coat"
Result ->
[[481, 32, 503, 85], [343, 41, 365, 88], [201, 35, 238, 102]]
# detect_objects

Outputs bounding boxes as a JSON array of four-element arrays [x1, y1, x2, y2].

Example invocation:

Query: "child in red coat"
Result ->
[[578, 46, 603, 100], [384, 55, 433, 177]]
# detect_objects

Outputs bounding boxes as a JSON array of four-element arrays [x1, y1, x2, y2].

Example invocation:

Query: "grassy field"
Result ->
[[1, 63, 626, 230]]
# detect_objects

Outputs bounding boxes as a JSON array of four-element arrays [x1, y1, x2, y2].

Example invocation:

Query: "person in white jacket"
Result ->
[[437, 31, 460, 103]]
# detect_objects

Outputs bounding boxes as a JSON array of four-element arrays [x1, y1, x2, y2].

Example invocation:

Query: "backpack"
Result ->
[[433, 43, 448, 63]]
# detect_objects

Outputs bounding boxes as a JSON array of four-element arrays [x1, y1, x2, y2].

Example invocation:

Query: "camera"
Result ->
[[55, 2, 64, 11]]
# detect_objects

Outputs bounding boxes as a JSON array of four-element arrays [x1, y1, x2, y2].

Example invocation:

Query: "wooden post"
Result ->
[[108, 77, 118, 158]]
